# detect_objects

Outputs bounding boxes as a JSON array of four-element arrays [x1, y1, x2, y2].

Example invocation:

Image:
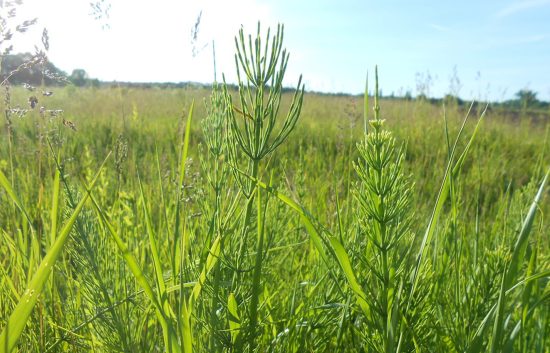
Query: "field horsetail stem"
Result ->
[[221, 23, 305, 351], [352, 68, 417, 351]]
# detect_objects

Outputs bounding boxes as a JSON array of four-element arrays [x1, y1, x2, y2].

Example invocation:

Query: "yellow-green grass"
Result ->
[[0, 64, 548, 352]]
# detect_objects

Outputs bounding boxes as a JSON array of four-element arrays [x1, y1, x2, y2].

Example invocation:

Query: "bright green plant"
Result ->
[[0, 21, 549, 353], [350, 68, 416, 352], [0, 155, 109, 353], [221, 23, 304, 351]]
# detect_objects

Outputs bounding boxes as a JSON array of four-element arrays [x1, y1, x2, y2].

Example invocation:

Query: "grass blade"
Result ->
[[505, 169, 548, 289], [230, 166, 329, 264], [228, 293, 241, 345], [409, 104, 484, 302], [190, 235, 221, 306], [466, 168, 549, 353], [489, 269, 507, 353], [137, 172, 168, 312], [328, 236, 371, 317], [0, 154, 110, 353], [89, 193, 180, 353], [50, 163, 61, 244], [0, 169, 33, 228]]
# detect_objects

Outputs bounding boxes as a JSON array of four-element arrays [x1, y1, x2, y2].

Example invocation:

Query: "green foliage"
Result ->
[[497, 89, 549, 112], [0, 24, 549, 353], [0, 53, 66, 86], [516, 89, 539, 109], [69, 69, 89, 87], [351, 69, 416, 351]]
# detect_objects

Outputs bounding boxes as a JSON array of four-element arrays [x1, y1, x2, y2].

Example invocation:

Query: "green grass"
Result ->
[[1, 25, 549, 353]]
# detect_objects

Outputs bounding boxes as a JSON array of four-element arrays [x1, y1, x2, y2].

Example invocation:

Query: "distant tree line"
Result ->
[[0, 53, 99, 87], [1, 52, 65, 86], [1, 53, 549, 111], [379, 90, 549, 112], [498, 89, 549, 111], [440, 90, 549, 111]]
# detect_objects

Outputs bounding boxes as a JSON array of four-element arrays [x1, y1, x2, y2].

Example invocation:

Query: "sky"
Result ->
[[7, 0, 550, 101]]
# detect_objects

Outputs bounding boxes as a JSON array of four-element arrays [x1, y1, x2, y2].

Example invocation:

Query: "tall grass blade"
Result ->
[[489, 269, 507, 353], [0, 155, 110, 353], [50, 161, 61, 244], [228, 293, 241, 345], [467, 171, 548, 353], [89, 194, 180, 353], [328, 236, 370, 317], [409, 104, 483, 300], [138, 173, 168, 312], [174, 101, 195, 277], [505, 169, 548, 289], [190, 235, 221, 306], [0, 169, 33, 228], [230, 166, 329, 263]]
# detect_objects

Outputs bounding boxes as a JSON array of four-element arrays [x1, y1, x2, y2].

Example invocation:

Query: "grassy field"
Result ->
[[1, 28, 549, 353]]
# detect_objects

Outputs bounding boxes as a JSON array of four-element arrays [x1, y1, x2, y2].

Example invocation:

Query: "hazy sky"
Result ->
[[9, 0, 550, 101]]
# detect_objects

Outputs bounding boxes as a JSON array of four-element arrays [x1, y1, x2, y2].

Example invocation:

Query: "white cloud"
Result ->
[[495, 0, 550, 18], [9, 0, 274, 83], [6, 0, 329, 92]]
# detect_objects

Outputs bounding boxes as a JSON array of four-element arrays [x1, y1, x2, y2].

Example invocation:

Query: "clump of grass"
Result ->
[[0, 19, 549, 353]]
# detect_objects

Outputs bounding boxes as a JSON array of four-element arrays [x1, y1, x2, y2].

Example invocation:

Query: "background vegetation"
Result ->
[[0, 14, 549, 353]]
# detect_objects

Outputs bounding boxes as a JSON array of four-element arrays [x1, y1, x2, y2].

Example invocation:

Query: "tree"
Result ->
[[70, 69, 89, 87], [0, 53, 66, 86], [515, 89, 539, 110]]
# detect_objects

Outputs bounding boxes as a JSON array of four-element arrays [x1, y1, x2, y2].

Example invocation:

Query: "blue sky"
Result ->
[[11, 0, 550, 101]]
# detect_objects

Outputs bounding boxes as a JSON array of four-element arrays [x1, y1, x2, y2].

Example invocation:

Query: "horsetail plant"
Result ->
[[221, 23, 304, 351], [349, 68, 419, 352], [223, 22, 304, 199], [199, 82, 234, 352]]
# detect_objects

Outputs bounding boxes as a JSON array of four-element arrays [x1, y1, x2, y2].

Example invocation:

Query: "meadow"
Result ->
[[0, 26, 549, 353]]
